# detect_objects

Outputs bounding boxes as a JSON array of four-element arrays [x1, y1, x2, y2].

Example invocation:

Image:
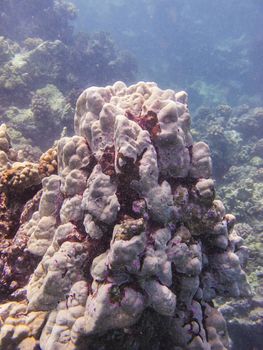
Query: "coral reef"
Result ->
[[0, 82, 250, 349], [0, 34, 137, 149], [192, 104, 263, 230], [0, 1, 137, 150], [193, 104, 263, 350], [0, 0, 77, 43]]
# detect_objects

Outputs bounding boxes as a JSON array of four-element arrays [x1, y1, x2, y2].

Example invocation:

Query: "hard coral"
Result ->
[[0, 162, 41, 193], [0, 82, 250, 350], [38, 147, 58, 178]]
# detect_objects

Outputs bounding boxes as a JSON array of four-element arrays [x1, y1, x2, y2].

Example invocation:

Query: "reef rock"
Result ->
[[0, 82, 251, 350]]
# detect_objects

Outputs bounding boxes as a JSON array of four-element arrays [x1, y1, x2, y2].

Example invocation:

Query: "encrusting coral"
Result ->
[[0, 82, 251, 350]]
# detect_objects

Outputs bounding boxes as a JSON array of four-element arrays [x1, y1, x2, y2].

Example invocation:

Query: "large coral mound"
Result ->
[[0, 82, 250, 350]]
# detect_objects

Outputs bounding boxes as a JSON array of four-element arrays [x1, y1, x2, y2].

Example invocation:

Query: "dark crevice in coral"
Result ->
[[162, 175, 198, 190], [200, 303, 210, 344], [187, 145, 193, 164], [0, 237, 41, 303], [76, 309, 174, 350], [81, 238, 109, 282], [0, 183, 42, 239], [0, 176, 45, 302], [115, 155, 144, 221]]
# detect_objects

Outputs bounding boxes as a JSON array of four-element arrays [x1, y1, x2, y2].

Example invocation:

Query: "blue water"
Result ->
[[71, 0, 263, 109]]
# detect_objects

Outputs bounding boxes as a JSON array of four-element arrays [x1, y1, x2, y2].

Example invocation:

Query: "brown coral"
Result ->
[[0, 162, 41, 193], [38, 147, 58, 178]]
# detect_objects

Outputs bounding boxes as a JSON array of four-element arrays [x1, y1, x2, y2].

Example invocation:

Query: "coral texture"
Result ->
[[0, 82, 250, 350]]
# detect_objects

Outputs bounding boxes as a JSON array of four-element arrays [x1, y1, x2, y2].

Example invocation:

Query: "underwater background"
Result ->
[[0, 1, 262, 349], [73, 0, 263, 108]]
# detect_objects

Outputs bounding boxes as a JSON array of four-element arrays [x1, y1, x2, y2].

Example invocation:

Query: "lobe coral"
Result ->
[[0, 82, 250, 350]]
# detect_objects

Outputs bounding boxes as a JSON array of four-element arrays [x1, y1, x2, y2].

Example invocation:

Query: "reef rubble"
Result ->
[[0, 81, 251, 350]]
